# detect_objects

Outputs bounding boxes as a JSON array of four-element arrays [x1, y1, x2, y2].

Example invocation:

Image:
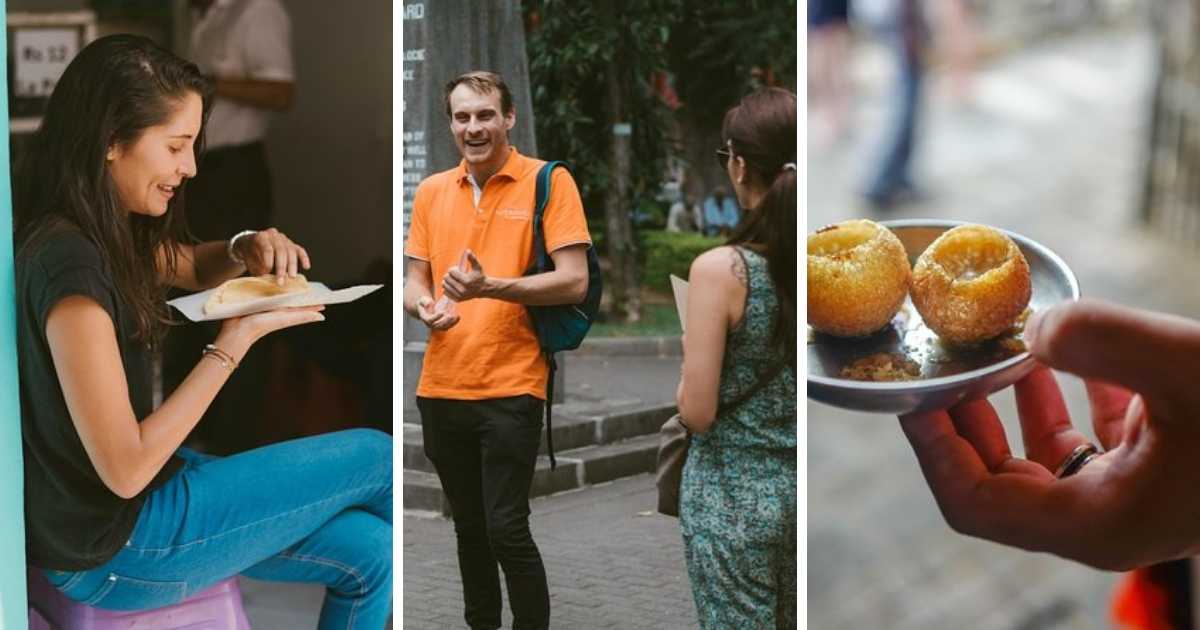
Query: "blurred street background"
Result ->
[[809, 1, 1200, 628]]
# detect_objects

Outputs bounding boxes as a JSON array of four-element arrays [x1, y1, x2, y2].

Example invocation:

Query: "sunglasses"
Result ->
[[715, 146, 733, 169]]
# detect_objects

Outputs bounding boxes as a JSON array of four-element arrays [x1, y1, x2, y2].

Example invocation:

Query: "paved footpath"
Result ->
[[403, 473, 698, 629], [809, 24, 1200, 630]]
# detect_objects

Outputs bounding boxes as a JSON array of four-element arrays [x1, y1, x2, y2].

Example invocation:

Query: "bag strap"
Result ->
[[534, 160, 569, 470], [716, 356, 791, 419], [533, 161, 570, 274], [545, 355, 558, 469], [715, 246, 791, 417]]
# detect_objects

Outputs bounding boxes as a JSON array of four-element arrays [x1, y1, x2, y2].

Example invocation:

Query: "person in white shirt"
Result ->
[[165, 0, 296, 454], [186, 0, 293, 237], [667, 194, 699, 233]]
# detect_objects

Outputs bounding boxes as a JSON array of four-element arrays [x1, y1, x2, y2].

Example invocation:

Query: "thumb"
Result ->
[[1025, 298, 1200, 409], [466, 250, 483, 272]]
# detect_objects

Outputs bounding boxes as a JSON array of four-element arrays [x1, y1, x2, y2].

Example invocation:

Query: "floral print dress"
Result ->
[[679, 246, 797, 629]]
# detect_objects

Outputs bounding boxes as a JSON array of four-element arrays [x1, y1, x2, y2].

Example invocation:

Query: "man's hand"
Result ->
[[443, 250, 490, 301], [234, 228, 311, 285], [899, 298, 1200, 571], [416, 296, 459, 331]]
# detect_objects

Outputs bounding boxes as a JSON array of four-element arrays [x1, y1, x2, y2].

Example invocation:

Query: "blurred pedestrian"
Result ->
[[703, 186, 739, 237], [936, 0, 979, 106], [667, 193, 699, 232], [808, 0, 854, 146], [677, 87, 797, 629], [862, 0, 927, 211]]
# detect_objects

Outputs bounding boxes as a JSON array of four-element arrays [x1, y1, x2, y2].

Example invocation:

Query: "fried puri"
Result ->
[[910, 224, 1031, 344], [808, 219, 911, 337]]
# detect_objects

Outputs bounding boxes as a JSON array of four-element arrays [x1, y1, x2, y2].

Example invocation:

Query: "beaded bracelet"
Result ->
[[202, 343, 239, 371]]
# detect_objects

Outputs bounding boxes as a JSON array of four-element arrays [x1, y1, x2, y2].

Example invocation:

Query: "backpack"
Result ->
[[525, 161, 603, 468]]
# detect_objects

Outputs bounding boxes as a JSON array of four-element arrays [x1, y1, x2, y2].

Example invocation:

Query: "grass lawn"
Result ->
[[589, 303, 682, 338]]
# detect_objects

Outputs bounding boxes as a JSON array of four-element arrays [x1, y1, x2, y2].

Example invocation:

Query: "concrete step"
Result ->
[[403, 470, 451, 516], [557, 432, 660, 487], [402, 432, 663, 515]]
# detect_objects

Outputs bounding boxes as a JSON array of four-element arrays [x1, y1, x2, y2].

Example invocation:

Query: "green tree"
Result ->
[[524, 0, 680, 323], [523, 0, 796, 322], [666, 0, 798, 202]]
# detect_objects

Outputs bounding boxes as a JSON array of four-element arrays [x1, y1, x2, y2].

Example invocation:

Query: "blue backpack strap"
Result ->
[[533, 161, 570, 273], [534, 160, 569, 470]]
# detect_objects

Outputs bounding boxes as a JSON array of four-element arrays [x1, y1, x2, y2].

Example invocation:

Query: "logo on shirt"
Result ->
[[497, 207, 531, 221]]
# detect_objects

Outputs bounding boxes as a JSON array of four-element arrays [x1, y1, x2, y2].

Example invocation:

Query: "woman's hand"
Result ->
[[232, 228, 312, 284], [900, 298, 1200, 570], [216, 305, 325, 360]]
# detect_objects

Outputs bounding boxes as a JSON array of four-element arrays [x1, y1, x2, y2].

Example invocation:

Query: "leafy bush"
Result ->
[[639, 230, 723, 292]]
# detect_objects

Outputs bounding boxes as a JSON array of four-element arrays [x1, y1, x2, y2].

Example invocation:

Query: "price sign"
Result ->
[[14, 28, 78, 98]]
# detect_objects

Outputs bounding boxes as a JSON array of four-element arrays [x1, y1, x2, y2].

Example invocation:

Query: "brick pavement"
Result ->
[[403, 473, 698, 629], [808, 24, 1200, 630]]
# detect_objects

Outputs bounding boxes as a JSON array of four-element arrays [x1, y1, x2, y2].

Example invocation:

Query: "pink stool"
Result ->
[[27, 567, 251, 630]]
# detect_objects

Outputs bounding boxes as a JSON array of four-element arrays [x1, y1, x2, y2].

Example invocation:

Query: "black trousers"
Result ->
[[165, 142, 273, 453], [417, 395, 550, 630]]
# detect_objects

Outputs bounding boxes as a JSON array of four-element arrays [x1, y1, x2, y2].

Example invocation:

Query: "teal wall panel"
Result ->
[[0, 2, 28, 629]]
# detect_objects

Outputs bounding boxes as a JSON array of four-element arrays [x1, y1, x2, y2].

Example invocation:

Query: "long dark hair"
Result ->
[[14, 34, 214, 347], [722, 87, 797, 354]]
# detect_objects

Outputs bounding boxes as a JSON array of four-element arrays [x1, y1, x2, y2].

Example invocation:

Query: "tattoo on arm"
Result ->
[[730, 247, 748, 288]]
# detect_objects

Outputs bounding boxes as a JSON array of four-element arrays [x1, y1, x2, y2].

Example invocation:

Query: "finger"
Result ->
[[1014, 366, 1089, 471], [259, 243, 275, 276], [286, 311, 324, 326], [432, 311, 457, 330], [260, 309, 325, 331], [1026, 298, 1200, 412], [466, 250, 482, 272], [1122, 394, 1150, 448], [287, 245, 299, 278], [1085, 380, 1133, 450], [447, 267, 468, 283], [274, 242, 289, 285], [298, 246, 311, 270], [900, 410, 1065, 550], [947, 398, 1013, 472], [443, 278, 464, 299], [900, 409, 992, 511]]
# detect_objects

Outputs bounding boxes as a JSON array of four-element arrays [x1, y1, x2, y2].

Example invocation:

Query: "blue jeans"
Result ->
[[41, 429, 393, 629]]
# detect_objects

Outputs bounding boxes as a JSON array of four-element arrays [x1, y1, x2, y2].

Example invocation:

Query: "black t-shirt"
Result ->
[[18, 226, 182, 570]]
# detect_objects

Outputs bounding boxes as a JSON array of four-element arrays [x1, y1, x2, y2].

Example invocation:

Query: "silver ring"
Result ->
[[1055, 443, 1100, 479]]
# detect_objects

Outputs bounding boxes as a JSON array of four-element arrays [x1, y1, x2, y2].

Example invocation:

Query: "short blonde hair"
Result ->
[[443, 71, 514, 117]]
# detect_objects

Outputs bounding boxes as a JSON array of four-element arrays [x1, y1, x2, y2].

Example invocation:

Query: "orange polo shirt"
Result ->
[[405, 148, 592, 400]]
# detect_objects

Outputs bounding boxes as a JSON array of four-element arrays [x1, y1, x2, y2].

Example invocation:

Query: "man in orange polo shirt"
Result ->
[[403, 71, 591, 630]]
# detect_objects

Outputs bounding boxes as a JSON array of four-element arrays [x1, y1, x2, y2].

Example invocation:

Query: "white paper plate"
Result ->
[[168, 281, 384, 322]]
